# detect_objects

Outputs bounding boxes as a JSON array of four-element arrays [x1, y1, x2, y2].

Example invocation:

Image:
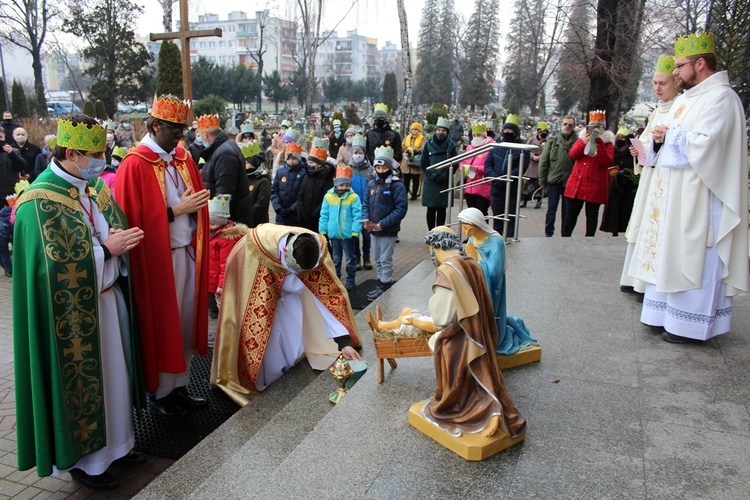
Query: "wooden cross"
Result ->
[[149, 0, 222, 109]]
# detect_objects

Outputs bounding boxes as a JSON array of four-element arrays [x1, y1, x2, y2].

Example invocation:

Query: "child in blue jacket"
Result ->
[[319, 165, 362, 291]]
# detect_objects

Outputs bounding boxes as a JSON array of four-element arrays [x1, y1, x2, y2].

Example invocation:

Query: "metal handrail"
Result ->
[[425, 141, 538, 241]]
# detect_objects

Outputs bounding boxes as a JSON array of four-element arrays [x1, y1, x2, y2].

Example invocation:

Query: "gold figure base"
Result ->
[[408, 401, 525, 461], [498, 345, 542, 370]]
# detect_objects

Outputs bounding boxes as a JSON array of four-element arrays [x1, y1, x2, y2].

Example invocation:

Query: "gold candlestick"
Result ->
[[328, 354, 354, 404]]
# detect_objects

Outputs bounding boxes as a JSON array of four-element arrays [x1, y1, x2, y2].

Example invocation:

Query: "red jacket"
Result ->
[[209, 222, 248, 293], [564, 130, 615, 205]]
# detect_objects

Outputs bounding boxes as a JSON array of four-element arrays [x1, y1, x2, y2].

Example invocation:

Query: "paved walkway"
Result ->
[[0, 194, 593, 498]]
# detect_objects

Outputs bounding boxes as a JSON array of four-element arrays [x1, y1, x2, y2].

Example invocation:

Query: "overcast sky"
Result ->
[[135, 0, 485, 49]]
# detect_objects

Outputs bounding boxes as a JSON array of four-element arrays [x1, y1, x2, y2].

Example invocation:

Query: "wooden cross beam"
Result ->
[[150, 0, 222, 116]]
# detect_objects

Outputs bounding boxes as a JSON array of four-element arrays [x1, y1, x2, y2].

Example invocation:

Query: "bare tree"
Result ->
[[292, 0, 359, 114], [396, 0, 414, 131], [587, 0, 647, 128], [159, 0, 175, 32], [0, 0, 58, 116], [46, 35, 90, 104], [554, 0, 596, 116], [503, 0, 567, 115]]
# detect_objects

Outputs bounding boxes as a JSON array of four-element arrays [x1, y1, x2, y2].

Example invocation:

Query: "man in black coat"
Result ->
[[297, 140, 335, 232], [365, 104, 402, 167], [11, 128, 42, 179], [0, 127, 25, 206], [200, 127, 254, 226]]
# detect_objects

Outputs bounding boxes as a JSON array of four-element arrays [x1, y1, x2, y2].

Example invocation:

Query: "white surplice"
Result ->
[[630, 71, 749, 339], [255, 235, 348, 390], [140, 135, 197, 398], [50, 162, 134, 476]]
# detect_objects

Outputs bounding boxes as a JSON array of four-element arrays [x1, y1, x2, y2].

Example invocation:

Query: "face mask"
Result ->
[[471, 137, 484, 147], [111, 159, 120, 168], [106, 133, 114, 142], [352, 153, 364, 163], [195, 137, 203, 146], [502, 132, 516, 142], [540, 131, 549, 139], [615, 139, 627, 148], [376, 119, 386, 129], [334, 127, 341, 134], [434, 131, 447, 141], [15, 135, 27, 145], [122, 123, 131, 129], [335, 187, 348, 196], [74, 155, 107, 180], [376, 170, 390, 180], [346, 137, 353, 145], [3, 119, 11, 124]]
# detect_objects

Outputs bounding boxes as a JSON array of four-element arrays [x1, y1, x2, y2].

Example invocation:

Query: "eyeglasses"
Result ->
[[159, 120, 188, 137], [674, 60, 695, 71]]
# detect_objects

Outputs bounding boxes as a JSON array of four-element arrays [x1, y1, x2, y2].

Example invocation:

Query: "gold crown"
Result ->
[[57, 118, 106, 152], [374, 102, 389, 114], [588, 110, 606, 124], [655, 54, 675, 74], [309, 146, 328, 162], [537, 121, 549, 130], [335, 165, 352, 180], [374, 145, 394, 162], [471, 123, 486, 134], [208, 194, 232, 222], [285, 142, 302, 155], [197, 114, 220, 130], [151, 95, 190, 124], [241, 142, 261, 159], [675, 32, 715, 58], [505, 114, 521, 126]]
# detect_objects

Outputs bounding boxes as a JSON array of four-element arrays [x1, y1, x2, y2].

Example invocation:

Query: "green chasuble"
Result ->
[[13, 167, 144, 476]]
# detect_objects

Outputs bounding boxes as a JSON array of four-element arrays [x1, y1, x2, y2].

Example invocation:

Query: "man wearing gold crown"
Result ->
[[13, 114, 147, 489], [210, 224, 362, 405], [631, 33, 748, 343], [116, 95, 212, 416]]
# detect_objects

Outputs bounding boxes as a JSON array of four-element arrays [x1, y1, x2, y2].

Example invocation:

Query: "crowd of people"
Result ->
[[3, 29, 748, 490]]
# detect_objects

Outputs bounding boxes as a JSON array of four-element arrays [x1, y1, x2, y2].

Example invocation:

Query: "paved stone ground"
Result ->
[[0, 194, 590, 498]]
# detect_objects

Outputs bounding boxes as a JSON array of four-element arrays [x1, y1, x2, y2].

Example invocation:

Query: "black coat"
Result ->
[[328, 131, 346, 159], [365, 124, 403, 164], [296, 163, 334, 232], [15, 142, 42, 178], [247, 169, 271, 227], [200, 131, 254, 226], [0, 150, 25, 203], [271, 159, 308, 225]]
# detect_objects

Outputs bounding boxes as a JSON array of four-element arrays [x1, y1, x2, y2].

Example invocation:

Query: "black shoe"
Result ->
[[363, 258, 372, 270], [209, 310, 218, 319], [520, 200, 527, 208], [3, 269, 10, 277], [356, 257, 363, 271], [635, 293, 644, 303], [115, 451, 146, 466], [661, 331, 694, 344], [534, 202, 542, 209], [148, 394, 188, 418], [620, 285, 635, 293], [69, 469, 119, 490], [172, 387, 207, 408]]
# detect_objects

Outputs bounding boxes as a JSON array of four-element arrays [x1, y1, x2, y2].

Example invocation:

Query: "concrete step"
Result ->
[[134, 259, 437, 499]]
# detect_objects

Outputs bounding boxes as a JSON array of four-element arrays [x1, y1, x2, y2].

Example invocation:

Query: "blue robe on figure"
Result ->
[[468, 233, 538, 356]]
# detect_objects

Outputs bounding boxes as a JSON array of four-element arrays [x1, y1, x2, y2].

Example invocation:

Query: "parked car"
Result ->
[[47, 101, 81, 116], [117, 102, 134, 114]]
